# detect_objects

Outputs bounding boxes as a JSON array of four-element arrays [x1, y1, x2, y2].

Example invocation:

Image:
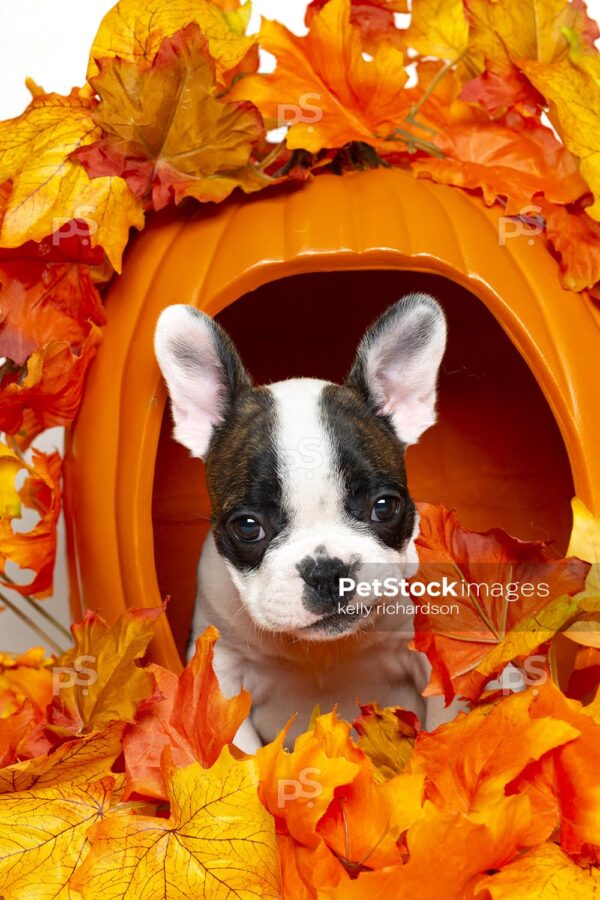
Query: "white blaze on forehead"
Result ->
[[268, 378, 343, 529]]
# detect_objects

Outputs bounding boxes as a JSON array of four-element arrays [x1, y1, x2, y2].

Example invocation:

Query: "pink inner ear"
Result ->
[[156, 307, 230, 459]]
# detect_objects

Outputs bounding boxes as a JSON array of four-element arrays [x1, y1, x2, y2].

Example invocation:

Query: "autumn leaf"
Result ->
[[0, 91, 144, 271], [277, 832, 349, 898], [231, 0, 412, 154], [0, 258, 105, 367], [528, 681, 600, 858], [405, 0, 469, 61], [48, 607, 162, 735], [257, 710, 363, 848], [123, 625, 251, 800], [0, 647, 53, 715], [77, 24, 266, 211], [0, 725, 125, 794], [324, 796, 532, 899], [522, 33, 600, 220], [413, 113, 587, 215], [317, 765, 425, 871], [466, 0, 600, 73], [476, 841, 600, 898], [408, 688, 579, 812], [537, 201, 600, 292], [568, 497, 600, 592], [0, 776, 116, 899], [306, 0, 408, 54], [71, 749, 281, 899], [353, 702, 419, 779], [87, 0, 256, 83], [0, 326, 102, 441], [413, 503, 589, 701], [0, 445, 61, 598]]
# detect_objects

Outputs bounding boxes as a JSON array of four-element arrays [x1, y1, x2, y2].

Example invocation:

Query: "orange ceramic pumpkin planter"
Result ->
[[64, 168, 600, 672]]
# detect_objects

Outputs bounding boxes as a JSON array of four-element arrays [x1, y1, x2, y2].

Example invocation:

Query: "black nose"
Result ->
[[297, 554, 352, 604]]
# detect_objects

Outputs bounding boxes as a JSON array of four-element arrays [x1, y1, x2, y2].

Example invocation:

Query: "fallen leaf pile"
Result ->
[[0, 0, 598, 599], [0, 0, 599, 895], [0, 500, 596, 896]]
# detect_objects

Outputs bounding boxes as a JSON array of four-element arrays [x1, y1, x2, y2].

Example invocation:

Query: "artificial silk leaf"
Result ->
[[0, 776, 116, 899], [306, 0, 408, 54], [0, 259, 105, 367], [0, 725, 124, 794], [466, 0, 600, 71], [413, 114, 587, 215], [405, 0, 468, 60], [0, 647, 53, 715], [408, 688, 579, 812], [123, 625, 251, 800], [0, 92, 143, 270], [476, 841, 600, 898], [475, 592, 581, 678], [78, 24, 265, 211], [231, 0, 411, 154], [540, 201, 600, 292], [48, 607, 162, 735], [317, 765, 425, 870], [71, 750, 281, 899], [325, 796, 531, 899], [352, 702, 419, 779], [0, 325, 102, 441], [568, 497, 600, 592], [522, 35, 600, 220], [413, 503, 589, 701], [0, 446, 61, 598], [257, 711, 363, 848], [87, 0, 255, 83], [529, 681, 600, 858], [0, 700, 44, 768]]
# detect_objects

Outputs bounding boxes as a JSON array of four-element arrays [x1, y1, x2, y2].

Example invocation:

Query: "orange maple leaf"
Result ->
[[413, 113, 587, 214], [231, 0, 412, 155], [0, 327, 102, 441], [413, 502, 589, 702], [123, 625, 251, 800], [0, 446, 61, 598]]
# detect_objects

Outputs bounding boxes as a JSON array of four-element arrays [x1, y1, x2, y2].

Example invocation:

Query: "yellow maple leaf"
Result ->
[[405, 0, 469, 61], [82, 23, 266, 210], [466, 0, 597, 71], [568, 497, 600, 590], [523, 36, 600, 220], [0, 443, 23, 520], [0, 726, 124, 794], [87, 0, 255, 82], [476, 841, 600, 897], [71, 749, 281, 899], [0, 92, 144, 271], [231, 0, 410, 154], [0, 776, 116, 900], [49, 608, 162, 735]]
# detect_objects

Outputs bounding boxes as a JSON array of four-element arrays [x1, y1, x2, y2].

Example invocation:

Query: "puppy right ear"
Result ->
[[154, 305, 251, 458]]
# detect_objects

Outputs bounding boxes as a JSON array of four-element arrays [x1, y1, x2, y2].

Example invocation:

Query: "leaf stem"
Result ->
[[1, 573, 73, 643], [0, 590, 65, 655], [406, 50, 468, 130]]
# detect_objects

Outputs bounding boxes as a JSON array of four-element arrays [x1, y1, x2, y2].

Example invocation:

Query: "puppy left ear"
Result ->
[[347, 293, 447, 445]]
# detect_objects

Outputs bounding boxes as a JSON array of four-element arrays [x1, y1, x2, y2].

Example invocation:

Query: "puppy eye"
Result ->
[[371, 495, 401, 523], [230, 516, 266, 543]]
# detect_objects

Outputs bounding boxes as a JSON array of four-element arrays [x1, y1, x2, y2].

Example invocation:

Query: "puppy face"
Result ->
[[155, 295, 447, 640]]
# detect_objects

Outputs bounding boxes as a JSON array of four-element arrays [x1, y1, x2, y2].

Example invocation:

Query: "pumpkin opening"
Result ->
[[151, 270, 574, 660]]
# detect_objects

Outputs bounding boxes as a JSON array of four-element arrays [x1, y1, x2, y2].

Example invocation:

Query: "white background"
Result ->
[[0, 0, 598, 651]]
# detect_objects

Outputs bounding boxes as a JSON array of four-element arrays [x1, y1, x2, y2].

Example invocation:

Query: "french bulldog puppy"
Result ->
[[155, 294, 451, 752]]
